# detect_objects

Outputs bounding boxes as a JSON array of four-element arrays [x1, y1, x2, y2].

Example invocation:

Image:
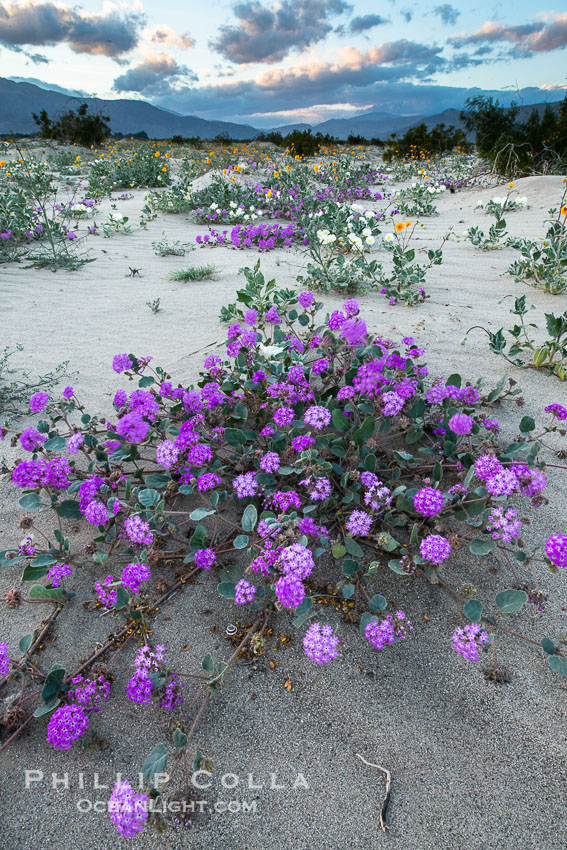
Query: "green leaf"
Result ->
[[142, 743, 168, 785], [388, 559, 410, 575], [217, 581, 236, 599], [233, 534, 249, 549], [29, 584, 65, 602], [189, 507, 216, 521], [469, 538, 496, 556], [342, 582, 355, 599], [201, 654, 214, 673], [34, 699, 60, 717], [19, 633, 34, 653], [19, 493, 41, 511], [463, 599, 483, 622], [56, 500, 82, 520], [144, 473, 170, 489], [241, 504, 258, 532], [331, 409, 349, 433], [189, 524, 208, 548], [332, 544, 346, 559], [354, 416, 375, 445], [548, 656, 567, 676], [173, 728, 188, 749], [41, 664, 65, 703], [138, 375, 155, 388], [345, 538, 363, 558], [405, 426, 424, 445], [138, 489, 160, 507], [43, 436, 66, 452], [541, 638, 556, 655], [369, 594, 387, 612], [495, 589, 528, 614], [519, 416, 536, 433], [21, 563, 51, 582]]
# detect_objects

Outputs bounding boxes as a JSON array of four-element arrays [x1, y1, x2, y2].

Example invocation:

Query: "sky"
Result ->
[[0, 0, 566, 127]]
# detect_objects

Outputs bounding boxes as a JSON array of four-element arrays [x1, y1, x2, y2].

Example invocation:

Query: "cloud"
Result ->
[[0, 40, 48, 62], [450, 14, 567, 53], [210, 0, 351, 64], [112, 50, 196, 95], [432, 4, 459, 26], [153, 77, 561, 126], [143, 24, 194, 50], [0, 1, 144, 56], [400, 9, 413, 23], [348, 14, 389, 34]]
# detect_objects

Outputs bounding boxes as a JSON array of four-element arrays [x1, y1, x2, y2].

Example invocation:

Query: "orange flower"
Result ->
[[395, 222, 405, 233], [561, 205, 567, 215]]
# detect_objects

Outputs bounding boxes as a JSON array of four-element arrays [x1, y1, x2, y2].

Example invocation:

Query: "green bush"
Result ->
[[32, 103, 110, 147], [383, 122, 470, 162]]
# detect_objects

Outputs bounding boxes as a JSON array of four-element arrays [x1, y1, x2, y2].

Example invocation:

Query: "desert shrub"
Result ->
[[32, 104, 110, 147], [461, 95, 567, 175], [383, 123, 470, 162]]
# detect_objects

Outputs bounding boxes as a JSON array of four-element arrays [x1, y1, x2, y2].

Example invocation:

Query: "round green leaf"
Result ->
[[463, 599, 483, 622], [495, 589, 528, 614], [548, 655, 567, 676]]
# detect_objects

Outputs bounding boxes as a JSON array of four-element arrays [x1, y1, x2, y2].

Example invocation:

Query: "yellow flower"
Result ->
[[161, 166, 167, 171], [273, 170, 279, 177], [395, 222, 405, 233], [154, 151, 160, 157], [0, 160, 5, 166], [406, 221, 412, 227], [508, 182, 514, 188], [561, 205, 567, 215]]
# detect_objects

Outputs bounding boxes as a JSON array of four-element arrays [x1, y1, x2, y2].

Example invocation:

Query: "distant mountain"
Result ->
[[0, 77, 258, 139], [0, 77, 562, 143]]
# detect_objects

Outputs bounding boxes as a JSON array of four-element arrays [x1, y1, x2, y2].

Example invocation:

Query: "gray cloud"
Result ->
[[210, 0, 351, 64], [153, 77, 560, 126], [433, 5, 460, 26], [349, 14, 389, 34], [400, 9, 413, 23], [112, 52, 197, 97], [0, 1, 144, 57], [450, 15, 567, 53]]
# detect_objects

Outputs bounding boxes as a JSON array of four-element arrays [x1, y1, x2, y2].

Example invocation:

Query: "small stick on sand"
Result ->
[[355, 753, 391, 832]]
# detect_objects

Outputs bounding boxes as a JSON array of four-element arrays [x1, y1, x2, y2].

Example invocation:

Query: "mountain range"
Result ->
[[0, 77, 562, 142]]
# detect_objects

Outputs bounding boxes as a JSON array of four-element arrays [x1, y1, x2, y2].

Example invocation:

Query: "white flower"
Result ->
[[383, 233, 394, 243], [249, 205, 255, 211], [244, 214, 249, 221], [362, 227, 372, 237], [476, 200, 483, 207], [230, 201, 237, 208], [209, 203, 218, 210], [365, 235, 375, 246]]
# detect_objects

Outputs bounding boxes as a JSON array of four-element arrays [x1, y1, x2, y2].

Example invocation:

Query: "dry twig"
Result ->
[[356, 752, 391, 832]]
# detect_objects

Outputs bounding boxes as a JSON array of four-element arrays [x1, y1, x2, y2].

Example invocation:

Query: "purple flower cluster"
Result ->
[[109, 781, 149, 838], [20, 427, 47, 452], [365, 611, 412, 650], [420, 534, 451, 565], [46, 704, 89, 750], [124, 515, 153, 546], [413, 487, 444, 517], [47, 562, 73, 587], [0, 642, 10, 676], [29, 391, 49, 412], [69, 674, 110, 714], [120, 562, 151, 593], [233, 471, 258, 498], [303, 623, 340, 664], [95, 576, 117, 608], [12, 457, 71, 489], [452, 623, 489, 661], [303, 405, 331, 430], [346, 510, 372, 536], [274, 574, 305, 608], [487, 507, 522, 542], [194, 548, 216, 570], [160, 674, 185, 711], [545, 534, 567, 569], [234, 579, 257, 604], [279, 544, 314, 580]]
